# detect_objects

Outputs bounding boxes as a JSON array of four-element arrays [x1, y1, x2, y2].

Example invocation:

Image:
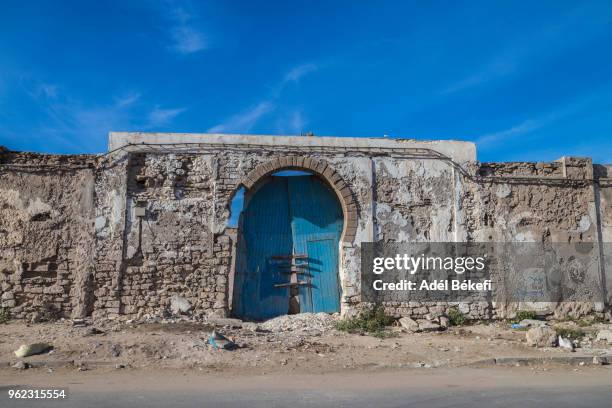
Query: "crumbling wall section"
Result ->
[[0, 151, 96, 320], [111, 153, 220, 319], [463, 158, 603, 318], [91, 153, 129, 319], [596, 165, 612, 242], [326, 156, 373, 311], [595, 164, 612, 307], [368, 156, 607, 320], [371, 158, 466, 319], [373, 158, 456, 242], [466, 158, 597, 243]]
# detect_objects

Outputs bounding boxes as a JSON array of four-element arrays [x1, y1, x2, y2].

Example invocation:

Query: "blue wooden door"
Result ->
[[234, 175, 343, 320], [235, 177, 292, 320], [288, 176, 343, 313]]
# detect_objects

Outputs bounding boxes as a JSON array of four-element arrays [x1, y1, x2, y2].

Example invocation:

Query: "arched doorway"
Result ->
[[232, 172, 344, 321]]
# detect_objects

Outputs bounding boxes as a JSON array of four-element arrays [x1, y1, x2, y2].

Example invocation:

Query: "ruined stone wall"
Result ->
[[464, 158, 602, 319], [373, 158, 457, 242], [93, 150, 373, 320], [466, 158, 596, 243], [595, 164, 612, 307], [1, 140, 610, 322], [91, 153, 129, 319], [371, 157, 466, 319], [0, 151, 96, 320], [117, 153, 221, 319], [370, 156, 609, 320]]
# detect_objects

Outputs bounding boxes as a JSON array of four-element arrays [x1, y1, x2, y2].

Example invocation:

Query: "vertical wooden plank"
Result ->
[[236, 177, 292, 320], [288, 176, 343, 313], [307, 238, 341, 312]]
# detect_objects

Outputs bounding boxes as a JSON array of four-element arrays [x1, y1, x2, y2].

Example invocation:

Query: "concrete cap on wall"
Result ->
[[108, 132, 477, 163]]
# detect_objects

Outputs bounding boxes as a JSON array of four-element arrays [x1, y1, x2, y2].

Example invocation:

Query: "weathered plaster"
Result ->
[[1, 134, 610, 321]]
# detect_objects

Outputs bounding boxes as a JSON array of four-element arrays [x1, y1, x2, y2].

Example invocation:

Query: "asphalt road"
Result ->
[[2, 386, 612, 408], [2, 367, 612, 408]]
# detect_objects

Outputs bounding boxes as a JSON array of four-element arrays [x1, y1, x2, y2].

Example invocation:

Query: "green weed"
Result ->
[[335, 306, 395, 337], [0, 308, 9, 324], [447, 308, 466, 326]]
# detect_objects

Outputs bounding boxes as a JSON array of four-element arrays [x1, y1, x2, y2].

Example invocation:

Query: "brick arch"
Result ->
[[241, 156, 358, 243]]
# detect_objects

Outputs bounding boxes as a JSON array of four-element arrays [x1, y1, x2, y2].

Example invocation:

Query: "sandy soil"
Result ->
[[1, 316, 611, 375], [2, 365, 612, 392]]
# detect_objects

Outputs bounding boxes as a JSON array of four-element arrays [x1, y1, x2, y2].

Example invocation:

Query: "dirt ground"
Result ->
[[3, 365, 612, 393], [2, 314, 612, 375]]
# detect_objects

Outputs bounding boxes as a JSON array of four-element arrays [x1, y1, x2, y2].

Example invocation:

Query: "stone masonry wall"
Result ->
[[0, 140, 610, 322], [0, 150, 96, 320], [468, 158, 601, 319], [371, 156, 608, 320], [91, 153, 129, 319], [595, 164, 612, 308], [92, 150, 372, 319], [371, 157, 467, 319]]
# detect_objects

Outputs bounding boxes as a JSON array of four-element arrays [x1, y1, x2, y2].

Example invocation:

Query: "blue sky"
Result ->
[[1, 1, 611, 163]]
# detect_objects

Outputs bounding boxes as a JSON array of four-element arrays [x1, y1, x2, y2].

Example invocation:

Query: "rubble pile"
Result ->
[[259, 313, 338, 333]]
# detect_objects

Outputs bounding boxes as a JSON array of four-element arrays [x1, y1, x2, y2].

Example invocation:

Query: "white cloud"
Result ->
[[26, 85, 185, 151], [26, 82, 60, 100], [208, 63, 318, 133], [170, 25, 207, 54], [274, 110, 307, 134], [159, 1, 208, 54], [441, 58, 516, 95], [441, 6, 612, 96], [37, 83, 59, 99], [147, 106, 186, 127], [283, 63, 319, 83], [114, 92, 141, 108], [39, 92, 140, 151], [288, 110, 305, 132], [208, 102, 274, 133], [474, 93, 593, 147], [477, 118, 550, 146]]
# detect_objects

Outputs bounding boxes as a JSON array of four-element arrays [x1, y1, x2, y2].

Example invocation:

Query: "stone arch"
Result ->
[[241, 156, 358, 243]]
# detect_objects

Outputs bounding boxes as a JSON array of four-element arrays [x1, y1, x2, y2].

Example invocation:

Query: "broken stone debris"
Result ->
[[3, 315, 612, 372], [241, 322, 261, 332], [110, 343, 122, 357], [417, 320, 442, 332], [558, 336, 575, 351], [593, 356, 609, 365], [519, 319, 547, 328], [399, 316, 420, 332], [525, 326, 557, 347], [259, 312, 337, 332], [14, 343, 52, 358], [399, 316, 442, 332], [72, 318, 89, 327], [596, 329, 612, 344], [170, 295, 192, 315], [12, 361, 30, 370]]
